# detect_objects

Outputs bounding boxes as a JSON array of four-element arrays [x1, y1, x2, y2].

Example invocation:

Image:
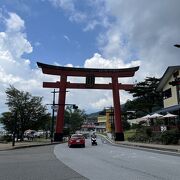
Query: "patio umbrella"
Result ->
[[149, 113, 163, 118], [148, 113, 164, 127], [141, 114, 151, 120], [163, 112, 177, 126], [163, 113, 177, 118]]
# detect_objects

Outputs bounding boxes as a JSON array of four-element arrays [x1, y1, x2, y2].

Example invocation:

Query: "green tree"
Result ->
[[1, 86, 51, 140], [124, 77, 163, 116], [0, 112, 13, 132], [122, 118, 131, 130], [64, 106, 86, 134]]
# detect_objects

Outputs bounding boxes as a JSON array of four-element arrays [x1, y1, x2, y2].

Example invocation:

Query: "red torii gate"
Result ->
[[37, 62, 139, 141]]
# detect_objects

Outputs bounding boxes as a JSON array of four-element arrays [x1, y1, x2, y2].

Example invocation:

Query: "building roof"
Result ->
[[153, 104, 180, 114], [37, 62, 139, 77], [157, 66, 180, 91]]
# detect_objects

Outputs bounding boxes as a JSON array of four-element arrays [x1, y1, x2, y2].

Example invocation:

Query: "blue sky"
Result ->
[[0, 0, 103, 67], [0, 0, 180, 114]]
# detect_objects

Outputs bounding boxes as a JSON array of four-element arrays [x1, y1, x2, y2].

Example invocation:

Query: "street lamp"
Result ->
[[50, 89, 56, 143]]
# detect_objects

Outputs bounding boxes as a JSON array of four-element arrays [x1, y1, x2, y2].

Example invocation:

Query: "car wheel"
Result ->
[[82, 144, 85, 148]]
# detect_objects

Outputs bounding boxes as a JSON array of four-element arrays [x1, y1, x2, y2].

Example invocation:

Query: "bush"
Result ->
[[145, 127, 153, 137], [128, 127, 180, 145], [0, 135, 12, 142], [151, 132, 161, 143], [124, 129, 136, 140], [128, 128, 150, 142], [128, 133, 149, 142], [160, 129, 180, 145]]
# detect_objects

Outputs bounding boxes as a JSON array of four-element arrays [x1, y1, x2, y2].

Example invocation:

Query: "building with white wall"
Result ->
[[157, 66, 180, 114]]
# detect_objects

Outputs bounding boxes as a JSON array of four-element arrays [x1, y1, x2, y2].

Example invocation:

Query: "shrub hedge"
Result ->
[[128, 128, 180, 145]]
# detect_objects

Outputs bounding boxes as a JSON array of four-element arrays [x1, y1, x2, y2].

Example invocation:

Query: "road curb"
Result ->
[[117, 142, 179, 152], [98, 134, 180, 156], [0, 142, 61, 151]]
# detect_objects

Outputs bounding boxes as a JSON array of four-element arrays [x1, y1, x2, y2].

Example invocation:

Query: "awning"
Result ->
[[154, 104, 180, 114]]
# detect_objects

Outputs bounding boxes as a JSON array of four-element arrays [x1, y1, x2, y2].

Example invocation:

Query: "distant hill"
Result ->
[[87, 104, 126, 119], [87, 111, 100, 118]]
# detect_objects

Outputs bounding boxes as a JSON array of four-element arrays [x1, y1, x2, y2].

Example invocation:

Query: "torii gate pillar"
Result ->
[[54, 75, 67, 141], [37, 62, 139, 142], [112, 76, 124, 141]]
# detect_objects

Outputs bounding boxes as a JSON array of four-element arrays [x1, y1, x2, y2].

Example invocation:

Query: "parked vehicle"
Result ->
[[24, 130, 40, 140], [68, 134, 85, 148], [37, 130, 45, 137]]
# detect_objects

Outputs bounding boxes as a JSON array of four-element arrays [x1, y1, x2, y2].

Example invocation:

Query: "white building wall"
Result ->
[[163, 70, 180, 108]]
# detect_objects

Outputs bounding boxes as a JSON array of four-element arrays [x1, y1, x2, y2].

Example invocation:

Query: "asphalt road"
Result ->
[[54, 137, 180, 180], [0, 145, 87, 180]]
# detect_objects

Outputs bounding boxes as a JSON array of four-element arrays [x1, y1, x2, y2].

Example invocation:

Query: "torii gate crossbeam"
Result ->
[[37, 62, 139, 142]]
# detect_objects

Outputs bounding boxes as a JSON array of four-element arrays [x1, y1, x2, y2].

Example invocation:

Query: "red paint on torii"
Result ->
[[37, 62, 139, 141]]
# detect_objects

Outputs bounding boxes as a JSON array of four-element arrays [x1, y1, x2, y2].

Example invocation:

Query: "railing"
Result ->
[[152, 125, 180, 132]]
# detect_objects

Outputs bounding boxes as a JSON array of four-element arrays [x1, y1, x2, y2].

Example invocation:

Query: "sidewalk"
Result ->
[[98, 134, 180, 154], [0, 140, 59, 151], [116, 141, 180, 153]]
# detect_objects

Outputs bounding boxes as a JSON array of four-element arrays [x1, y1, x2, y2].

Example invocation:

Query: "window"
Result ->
[[163, 88, 172, 99]]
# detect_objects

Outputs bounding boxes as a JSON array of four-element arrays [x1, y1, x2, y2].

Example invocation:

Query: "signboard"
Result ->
[[51, 105, 58, 111], [160, 125, 167, 132], [86, 75, 95, 88]]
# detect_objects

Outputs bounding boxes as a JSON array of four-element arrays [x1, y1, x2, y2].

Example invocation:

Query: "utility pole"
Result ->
[[50, 90, 71, 142], [50, 89, 56, 143]]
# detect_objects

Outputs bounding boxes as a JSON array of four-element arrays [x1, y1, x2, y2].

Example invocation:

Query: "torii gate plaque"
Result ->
[[37, 62, 139, 141]]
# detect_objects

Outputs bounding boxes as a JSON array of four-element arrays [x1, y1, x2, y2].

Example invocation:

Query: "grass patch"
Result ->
[[124, 129, 136, 140]]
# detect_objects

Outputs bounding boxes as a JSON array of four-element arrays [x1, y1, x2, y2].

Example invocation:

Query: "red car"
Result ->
[[68, 134, 85, 148]]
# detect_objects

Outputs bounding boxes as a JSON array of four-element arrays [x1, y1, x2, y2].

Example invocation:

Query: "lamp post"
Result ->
[[50, 89, 56, 143], [50, 90, 72, 142]]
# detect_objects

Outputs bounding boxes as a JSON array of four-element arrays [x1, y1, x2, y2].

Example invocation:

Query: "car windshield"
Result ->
[[71, 134, 83, 138]]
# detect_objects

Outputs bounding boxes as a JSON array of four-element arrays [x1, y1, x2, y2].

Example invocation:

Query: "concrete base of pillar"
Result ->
[[115, 132, 124, 141], [54, 133, 63, 142]]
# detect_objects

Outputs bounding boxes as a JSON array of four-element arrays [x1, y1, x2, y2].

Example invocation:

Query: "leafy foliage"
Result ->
[[64, 106, 86, 134], [0, 86, 51, 140], [128, 127, 180, 145], [160, 129, 180, 145], [122, 118, 131, 130], [124, 77, 163, 116]]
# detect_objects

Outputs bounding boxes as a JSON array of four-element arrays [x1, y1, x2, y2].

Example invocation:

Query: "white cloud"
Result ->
[[63, 35, 70, 42], [3, 1, 179, 114], [50, 0, 75, 12], [102, 0, 180, 80], [74, 53, 139, 112], [91, 95, 113, 110], [84, 53, 140, 69], [48, 0, 180, 83], [49, 0, 110, 30], [49, 0, 87, 23], [0, 11, 140, 114], [0, 12, 53, 113], [34, 41, 41, 47], [5, 12, 24, 32]]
